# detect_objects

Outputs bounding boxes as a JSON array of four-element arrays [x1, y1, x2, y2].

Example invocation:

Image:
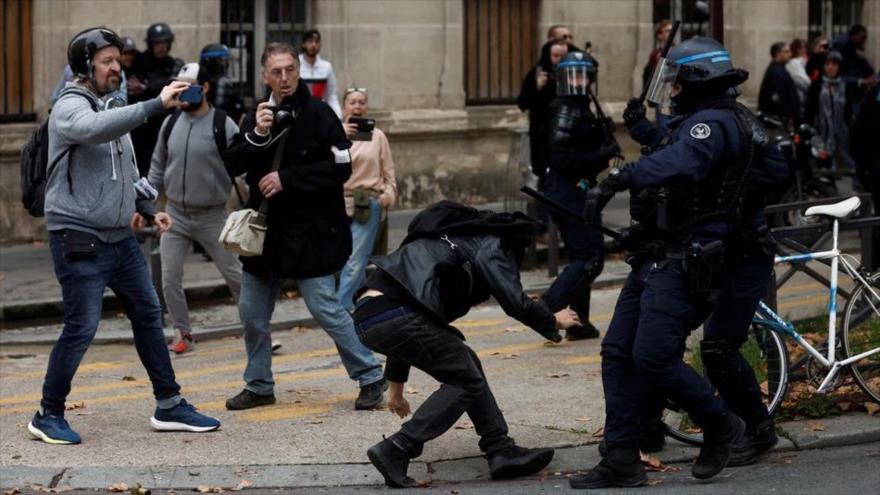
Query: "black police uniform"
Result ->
[[541, 53, 615, 336], [129, 24, 183, 176], [201, 43, 244, 124]]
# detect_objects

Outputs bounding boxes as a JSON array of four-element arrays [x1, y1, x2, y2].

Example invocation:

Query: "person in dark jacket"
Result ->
[[128, 22, 184, 176], [223, 42, 386, 412], [758, 41, 800, 125], [518, 39, 569, 180], [805, 51, 856, 171], [833, 24, 877, 117], [352, 201, 580, 488]]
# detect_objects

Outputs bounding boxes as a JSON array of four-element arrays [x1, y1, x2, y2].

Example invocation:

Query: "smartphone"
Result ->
[[180, 85, 203, 105], [349, 117, 375, 141]]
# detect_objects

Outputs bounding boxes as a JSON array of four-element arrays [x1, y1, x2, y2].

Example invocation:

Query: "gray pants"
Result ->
[[160, 204, 242, 333]]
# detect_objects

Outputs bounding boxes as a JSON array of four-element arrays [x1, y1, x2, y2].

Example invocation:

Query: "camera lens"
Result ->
[[274, 109, 293, 127]]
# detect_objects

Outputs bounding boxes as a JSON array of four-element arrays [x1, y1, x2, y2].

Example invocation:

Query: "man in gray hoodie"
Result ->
[[148, 62, 243, 354], [29, 27, 221, 445]]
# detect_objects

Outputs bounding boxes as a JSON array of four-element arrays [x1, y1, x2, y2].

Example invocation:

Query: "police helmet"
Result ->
[[121, 36, 138, 53], [146, 22, 175, 44], [555, 51, 597, 96], [200, 43, 231, 61], [68, 27, 124, 80]]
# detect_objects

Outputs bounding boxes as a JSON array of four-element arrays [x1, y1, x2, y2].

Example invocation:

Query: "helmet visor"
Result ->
[[645, 57, 680, 110], [556, 63, 594, 96]]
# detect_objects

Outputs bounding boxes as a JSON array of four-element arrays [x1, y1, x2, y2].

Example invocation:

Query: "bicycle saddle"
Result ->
[[803, 196, 861, 219]]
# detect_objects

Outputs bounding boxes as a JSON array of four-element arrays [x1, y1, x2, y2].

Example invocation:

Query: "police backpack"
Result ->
[[20, 93, 97, 217]]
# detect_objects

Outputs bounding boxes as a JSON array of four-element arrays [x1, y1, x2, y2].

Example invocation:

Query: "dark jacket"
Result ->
[[369, 202, 557, 339], [517, 41, 561, 178], [547, 95, 610, 183], [758, 61, 801, 124], [225, 80, 353, 278]]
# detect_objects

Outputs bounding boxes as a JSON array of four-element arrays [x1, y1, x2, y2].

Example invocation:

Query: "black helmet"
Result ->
[[146, 22, 175, 44], [68, 27, 124, 80], [121, 36, 138, 53], [555, 51, 597, 96]]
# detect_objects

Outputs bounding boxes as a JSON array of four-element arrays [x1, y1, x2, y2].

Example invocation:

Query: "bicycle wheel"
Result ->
[[663, 317, 789, 446], [842, 271, 880, 403]]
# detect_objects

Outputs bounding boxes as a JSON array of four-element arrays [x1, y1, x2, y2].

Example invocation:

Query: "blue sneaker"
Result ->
[[150, 399, 220, 432], [28, 411, 82, 445]]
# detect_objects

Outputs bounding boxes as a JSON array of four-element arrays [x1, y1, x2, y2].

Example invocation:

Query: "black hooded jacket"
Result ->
[[365, 201, 558, 341], [518, 41, 562, 178]]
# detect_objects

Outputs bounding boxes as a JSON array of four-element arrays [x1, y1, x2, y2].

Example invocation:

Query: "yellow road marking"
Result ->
[[239, 393, 355, 422], [562, 355, 602, 366]]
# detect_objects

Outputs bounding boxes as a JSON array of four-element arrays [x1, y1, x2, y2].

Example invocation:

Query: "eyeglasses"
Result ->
[[344, 87, 368, 97]]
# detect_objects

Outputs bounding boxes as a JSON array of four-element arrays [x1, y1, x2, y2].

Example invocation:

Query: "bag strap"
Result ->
[[161, 109, 183, 150], [258, 128, 290, 215], [213, 108, 246, 207]]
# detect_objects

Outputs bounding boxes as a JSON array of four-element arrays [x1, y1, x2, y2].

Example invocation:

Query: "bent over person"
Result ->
[[353, 201, 581, 488], [223, 42, 386, 411], [30, 28, 220, 445]]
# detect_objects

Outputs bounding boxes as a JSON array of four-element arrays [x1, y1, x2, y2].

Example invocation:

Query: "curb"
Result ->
[[2, 416, 877, 491]]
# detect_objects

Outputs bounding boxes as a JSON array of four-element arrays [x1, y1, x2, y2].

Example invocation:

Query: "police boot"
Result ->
[[570, 448, 646, 489], [692, 413, 745, 479], [367, 437, 416, 488], [598, 417, 666, 457], [728, 417, 778, 467], [488, 445, 555, 480]]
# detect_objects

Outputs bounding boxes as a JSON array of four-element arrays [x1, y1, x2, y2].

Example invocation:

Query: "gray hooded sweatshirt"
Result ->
[[46, 83, 165, 242]]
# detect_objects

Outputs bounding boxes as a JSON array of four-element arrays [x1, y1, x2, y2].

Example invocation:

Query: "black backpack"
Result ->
[[21, 93, 97, 217], [161, 107, 244, 205]]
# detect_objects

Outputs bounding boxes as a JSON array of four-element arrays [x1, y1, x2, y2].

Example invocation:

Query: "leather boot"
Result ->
[[692, 413, 745, 479], [488, 445, 555, 480], [367, 438, 416, 488], [728, 418, 778, 467], [570, 448, 647, 489]]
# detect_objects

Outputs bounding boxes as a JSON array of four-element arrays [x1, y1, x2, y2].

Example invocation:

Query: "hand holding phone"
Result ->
[[348, 117, 376, 141]]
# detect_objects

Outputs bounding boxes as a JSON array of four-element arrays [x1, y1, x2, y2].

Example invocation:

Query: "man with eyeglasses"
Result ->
[[223, 42, 387, 412], [547, 24, 573, 43]]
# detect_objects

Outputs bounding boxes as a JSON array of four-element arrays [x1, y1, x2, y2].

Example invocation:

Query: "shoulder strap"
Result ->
[[258, 128, 291, 215], [162, 109, 183, 150]]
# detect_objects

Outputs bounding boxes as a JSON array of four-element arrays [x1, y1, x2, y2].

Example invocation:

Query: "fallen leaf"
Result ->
[[490, 351, 501, 356], [808, 422, 826, 432], [640, 452, 663, 470], [196, 486, 223, 493], [838, 401, 853, 412], [188, 471, 200, 477], [865, 403, 880, 416], [416, 480, 432, 488], [575, 417, 592, 423], [307, 419, 324, 425], [4, 489, 21, 495], [108, 483, 129, 493], [406, 387, 419, 395], [504, 326, 525, 333], [502, 353, 520, 360], [230, 480, 252, 492], [74, 411, 95, 416], [592, 427, 605, 438], [646, 479, 664, 486], [64, 402, 85, 410], [32, 486, 72, 493], [451, 490, 460, 495], [454, 420, 474, 430], [293, 325, 310, 333], [546, 372, 570, 379], [121, 376, 136, 382]]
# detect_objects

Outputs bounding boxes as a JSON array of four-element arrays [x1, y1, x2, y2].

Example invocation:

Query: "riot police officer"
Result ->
[[540, 51, 620, 340], [200, 43, 244, 124], [571, 37, 778, 489], [621, 46, 789, 468], [129, 22, 184, 176]]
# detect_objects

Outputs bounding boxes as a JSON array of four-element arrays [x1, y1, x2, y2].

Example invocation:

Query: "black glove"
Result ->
[[597, 140, 622, 160], [623, 97, 647, 129], [583, 165, 633, 226], [614, 223, 646, 252]]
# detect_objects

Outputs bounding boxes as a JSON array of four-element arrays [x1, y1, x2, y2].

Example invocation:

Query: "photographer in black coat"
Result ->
[[352, 201, 581, 488], [223, 42, 387, 413]]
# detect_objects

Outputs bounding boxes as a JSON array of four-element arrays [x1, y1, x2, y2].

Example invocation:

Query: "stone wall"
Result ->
[[31, 0, 221, 119]]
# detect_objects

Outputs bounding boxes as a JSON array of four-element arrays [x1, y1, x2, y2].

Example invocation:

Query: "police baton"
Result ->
[[520, 186, 621, 240], [638, 20, 680, 104]]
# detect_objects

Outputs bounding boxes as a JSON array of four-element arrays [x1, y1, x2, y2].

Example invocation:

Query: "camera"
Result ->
[[270, 104, 297, 128]]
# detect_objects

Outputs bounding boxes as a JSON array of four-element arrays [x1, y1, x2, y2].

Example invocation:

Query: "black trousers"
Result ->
[[354, 307, 513, 458]]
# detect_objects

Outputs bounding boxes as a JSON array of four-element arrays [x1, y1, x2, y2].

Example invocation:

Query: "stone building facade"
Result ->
[[1, 0, 878, 242]]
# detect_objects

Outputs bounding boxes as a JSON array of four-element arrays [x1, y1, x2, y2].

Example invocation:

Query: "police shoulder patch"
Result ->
[[689, 123, 711, 140]]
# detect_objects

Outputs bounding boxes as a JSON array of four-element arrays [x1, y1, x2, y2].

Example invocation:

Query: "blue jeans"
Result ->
[[239, 270, 384, 394], [601, 258, 726, 450], [43, 231, 181, 416], [337, 199, 382, 312]]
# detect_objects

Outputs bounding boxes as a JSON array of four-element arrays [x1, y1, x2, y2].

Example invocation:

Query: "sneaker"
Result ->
[[150, 399, 220, 432], [692, 413, 745, 479], [355, 379, 388, 410], [570, 449, 646, 489], [168, 329, 194, 355], [225, 389, 276, 410], [28, 411, 81, 445], [271, 340, 282, 353], [566, 323, 600, 341], [488, 445, 555, 480], [367, 437, 416, 488]]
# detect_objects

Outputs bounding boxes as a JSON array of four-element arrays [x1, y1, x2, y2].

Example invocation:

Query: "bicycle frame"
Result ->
[[757, 217, 880, 393]]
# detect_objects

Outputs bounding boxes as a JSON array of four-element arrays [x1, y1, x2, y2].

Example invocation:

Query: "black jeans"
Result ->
[[355, 307, 513, 457]]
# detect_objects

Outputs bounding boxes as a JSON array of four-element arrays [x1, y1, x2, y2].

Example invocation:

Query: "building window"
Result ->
[[221, 0, 309, 107], [1, 0, 35, 122], [464, 0, 540, 105], [652, 0, 721, 43], [809, 0, 864, 42]]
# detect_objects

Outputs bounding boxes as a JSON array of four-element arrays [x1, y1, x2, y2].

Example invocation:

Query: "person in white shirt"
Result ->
[[786, 38, 811, 106], [299, 29, 341, 117]]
